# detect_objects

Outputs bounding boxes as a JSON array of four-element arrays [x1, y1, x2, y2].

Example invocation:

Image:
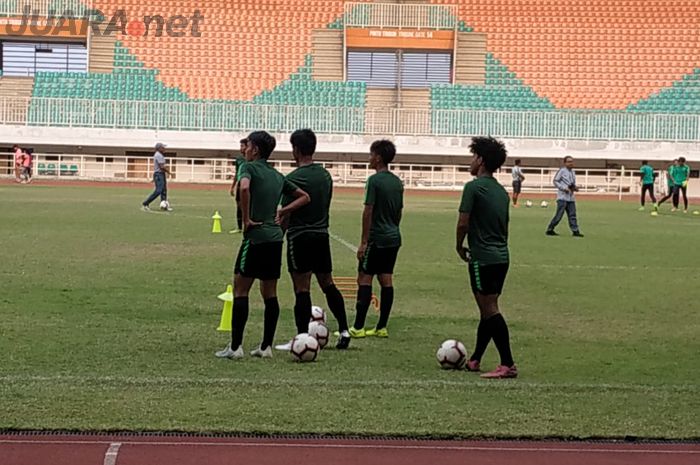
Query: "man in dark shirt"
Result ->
[[456, 136, 517, 379], [215, 131, 310, 360], [351, 140, 404, 338], [276, 129, 351, 350]]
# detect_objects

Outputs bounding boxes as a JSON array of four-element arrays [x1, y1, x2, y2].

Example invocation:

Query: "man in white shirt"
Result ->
[[511, 159, 525, 207], [142, 143, 172, 211], [546, 156, 584, 237]]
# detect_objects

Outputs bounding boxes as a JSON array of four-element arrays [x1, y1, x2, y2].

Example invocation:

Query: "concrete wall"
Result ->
[[2, 125, 698, 167]]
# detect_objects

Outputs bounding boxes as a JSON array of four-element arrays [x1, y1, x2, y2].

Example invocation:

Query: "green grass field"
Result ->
[[1, 183, 699, 439]]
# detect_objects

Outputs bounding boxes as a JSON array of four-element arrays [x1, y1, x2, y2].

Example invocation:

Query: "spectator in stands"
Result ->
[[672, 157, 690, 213], [228, 138, 248, 233], [656, 159, 678, 210], [21, 149, 32, 184], [141, 143, 172, 211], [546, 156, 584, 237], [13, 145, 23, 183], [511, 159, 525, 207], [639, 160, 656, 211]]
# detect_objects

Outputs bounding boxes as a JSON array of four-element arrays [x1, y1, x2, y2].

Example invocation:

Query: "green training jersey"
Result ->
[[673, 164, 690, 185], [667, 165, 676, 187], [282, 163, 333, 239], [365, 170, 404, 248], [239, 159, 298, 244], [640, 164, 654, 185], [234, 156, 246, 181], [459, 176, 510, 265]]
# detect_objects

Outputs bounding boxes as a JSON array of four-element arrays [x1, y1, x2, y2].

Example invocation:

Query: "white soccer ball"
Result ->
[[310, 305, 327, 324], [540, 200, 549, 208], [308, 321, 330, 349], [159, 200, 170, 210], [436, 339, 468, 370], [290, 333, 319, 362], [525, 200, 533, 208]]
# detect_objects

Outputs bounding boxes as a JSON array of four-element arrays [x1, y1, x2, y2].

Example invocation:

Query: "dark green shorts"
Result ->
[[468, 261, 509, 295], [287, 232, 332, 274], [234, 240, 283, 280], [358, 244, 400, 275]]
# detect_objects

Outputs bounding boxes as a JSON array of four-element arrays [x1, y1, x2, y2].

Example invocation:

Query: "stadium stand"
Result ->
[[3, 0, 699, 139]]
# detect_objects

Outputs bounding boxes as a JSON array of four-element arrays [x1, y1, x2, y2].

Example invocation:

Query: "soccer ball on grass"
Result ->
[[436, 339, 468, 370], [159, 200, 171, 211], [308, 321, 329, 349], [525, 200, 533, 208], [540, 201, 549, 208], [310, 305, 327, 324], [290, 333, 319, 362]]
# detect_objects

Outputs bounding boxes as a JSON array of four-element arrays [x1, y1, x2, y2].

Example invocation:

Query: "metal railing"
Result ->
[[0, 0, 92, 18], [0, 152, 658, 196], [3, 97, 700, 142], [343, 2, 458, 29]]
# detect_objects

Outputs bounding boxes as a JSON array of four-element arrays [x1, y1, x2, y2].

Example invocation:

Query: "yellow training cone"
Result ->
[[216, 284, 233, 331], [212, 211, 222, 233]]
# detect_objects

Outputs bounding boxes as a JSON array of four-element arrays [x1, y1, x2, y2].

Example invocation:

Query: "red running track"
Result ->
[[1, 434, 699, 465]]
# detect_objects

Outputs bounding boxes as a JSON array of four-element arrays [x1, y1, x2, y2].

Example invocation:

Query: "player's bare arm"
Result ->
[[357, 204, 373, 260], [276, 188, 310, 223], [238, 178, 260, 231], [456, 212, 470, 262]]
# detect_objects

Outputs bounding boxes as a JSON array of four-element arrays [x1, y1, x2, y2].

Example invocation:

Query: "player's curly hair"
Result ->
[[469, 137, 507, 173]]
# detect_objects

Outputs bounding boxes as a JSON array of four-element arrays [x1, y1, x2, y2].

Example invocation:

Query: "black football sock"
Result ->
[[375, 286, 394, 330], [231, 297, 249, 350], [470, 317, 492, 362], [353, 285, 373, 330], [490, 313, 515, 367], [293, 291, 312, 334], [323, 284, 349, 332], [261, 297, 280, 350]]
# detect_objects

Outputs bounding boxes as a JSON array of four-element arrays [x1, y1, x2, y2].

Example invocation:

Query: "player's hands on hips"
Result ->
[[456, 246, 470, 263], [243, 219, 262, 232], [357, 243, 368, 261]]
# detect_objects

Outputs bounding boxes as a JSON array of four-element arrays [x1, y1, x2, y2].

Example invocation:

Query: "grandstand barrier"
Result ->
[[0, 0, 91, 18], [0, 152, 665, 195], [2, 97, 699, 142], [343, 2, 458, 29]]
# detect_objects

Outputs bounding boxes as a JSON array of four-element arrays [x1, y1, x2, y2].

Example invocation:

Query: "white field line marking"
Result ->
[[513, 264, 697, 272], [329, 231, 358, 253], [103, 442, 121, 465], [329, 230, 696, 271], [0, 439, 698, 455], [0, 375, 697, 394]]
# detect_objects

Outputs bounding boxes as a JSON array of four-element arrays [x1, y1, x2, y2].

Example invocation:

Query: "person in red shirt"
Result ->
[[21, 149, 32, 183], [13, 145, 23, 183]]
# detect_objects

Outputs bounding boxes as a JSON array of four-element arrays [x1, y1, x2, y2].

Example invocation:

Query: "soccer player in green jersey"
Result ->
[[672, 157, 691, 213], [228, 138, 248, 233], [656, 159, 678, 210], [215, 131, 310, 360], [638, 160, 656, 211], [351, 140, 404, 338], [276, 129, 351, 350], [456, 137, 517, 379]]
